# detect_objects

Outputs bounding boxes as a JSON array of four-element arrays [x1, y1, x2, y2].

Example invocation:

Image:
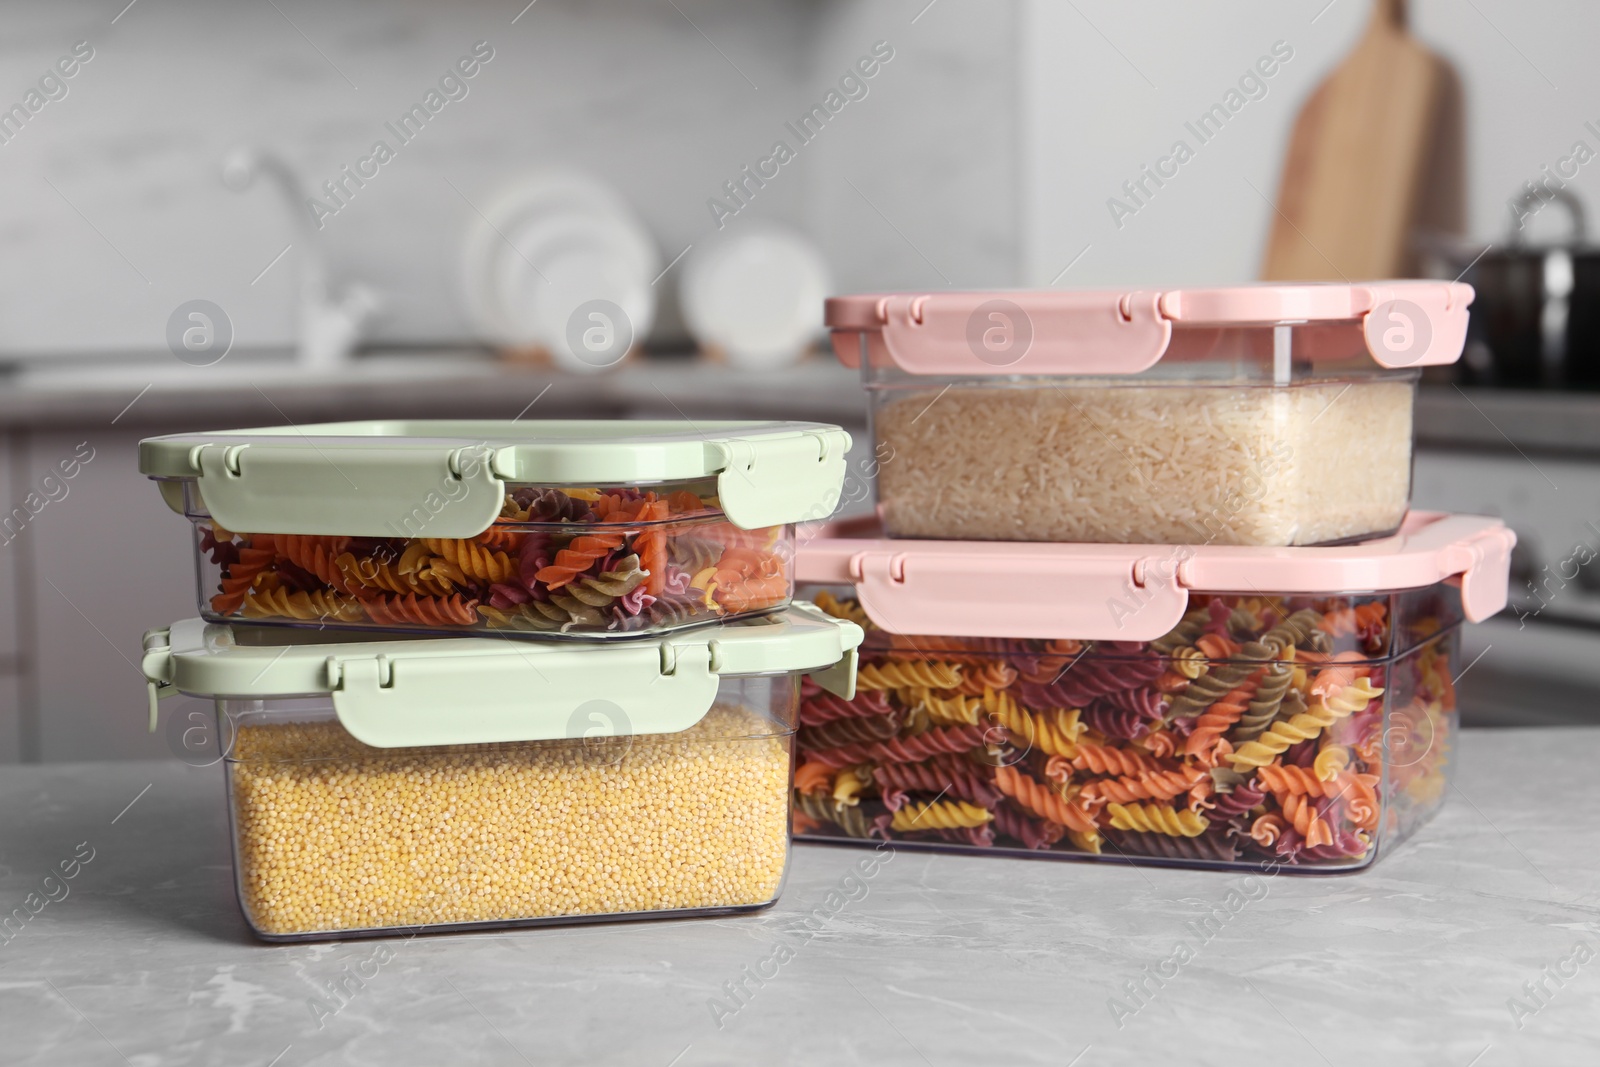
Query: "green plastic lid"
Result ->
[[139, 419, 852, 536], [141, 601, 862, 749]]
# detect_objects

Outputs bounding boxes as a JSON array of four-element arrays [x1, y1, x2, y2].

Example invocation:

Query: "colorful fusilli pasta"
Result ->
[[792, 589, 1460, 869], [194, 483, 791, 636]]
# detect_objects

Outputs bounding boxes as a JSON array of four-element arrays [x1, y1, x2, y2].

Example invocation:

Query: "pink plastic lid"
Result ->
[[795, 511, 1513, 641], [825, 281, 1473, 376]]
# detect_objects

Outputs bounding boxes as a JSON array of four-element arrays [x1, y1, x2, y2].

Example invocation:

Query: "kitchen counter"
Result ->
[[1416, 386, 1600, 455], [1, 729, 1596, 1065], [0, 352, 868, 430], [8, 351, 1596, 458]]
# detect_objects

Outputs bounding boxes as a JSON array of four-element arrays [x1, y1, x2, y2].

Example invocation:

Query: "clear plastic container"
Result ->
[[139, 605, 863, 940], [792, 512, 1513, 871], [140, 420, 851, 638], [825, 283, 1473, 546]]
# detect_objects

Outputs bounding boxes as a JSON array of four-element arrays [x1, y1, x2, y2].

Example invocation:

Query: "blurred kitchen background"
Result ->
[[2, 0, 1598, 762]]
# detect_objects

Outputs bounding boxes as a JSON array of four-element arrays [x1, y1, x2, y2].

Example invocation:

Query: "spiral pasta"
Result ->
[[800, 688, 893, 725], [630, 499, 670, 597], [1169, 646, 1208, 680], [1167, 662, 1257, 720], [533, 533, 625, 590], [994, 804, 1066, 850], [1183, 671, 1264, 758], [504, 488, 596, 523], [911, 690, 985, 726], [800, 714, 901, 751], [1232, 662, 1295, 742], [337, 550, 455, 598], [833, 766, 870, 808], [855, 660, 964, 691], [1313, 745, 1351, 781], [992, 765, 1098, 833], [197, 487, 795, 637], [811, 589, 874, 629], [362, 592, 479, 627], [1106, 802, 1209, 837], [477, 604, 565, 632], [1193, 633, 1240, 660], [1080, 767, 1205, 804], [805, 724, 991, 768], [1229, 678, 1383, 772], [241, 587, 365, 623], [668, 535, 725, 577], [210, 543, 278, 614], [955, 661, 1020, 696], [873, 756, 1003, 807], [716, 573, 789, 613], [982, 689, 1083, 758], [275, 535, 354, 594], [422, 538, 518, 584], [795, 792, 876, 839], [793, 762, 834, 796], [791, 592, 1458, 869], [890, 800, 992, 832], [1150, 608, 1208, 654], [473, 527, 524, 551], [1070, 743, 1164, 778], [1105, 829, 1241, 863], [1277, 793, 1334, 848]]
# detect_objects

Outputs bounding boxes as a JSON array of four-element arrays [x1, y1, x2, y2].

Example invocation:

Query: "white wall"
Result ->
[[7, 0, 1596, 358], [810, 0, 1021, 292], [1020, 0, 1600, 287], [0, 0, 1021, 359], [0, 0, 824, 355]]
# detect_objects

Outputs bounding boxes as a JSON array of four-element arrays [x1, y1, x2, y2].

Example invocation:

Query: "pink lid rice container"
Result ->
[[825, 282, 1473, 547]]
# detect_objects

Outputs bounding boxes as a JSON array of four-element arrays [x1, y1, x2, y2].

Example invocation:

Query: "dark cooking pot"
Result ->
[[1452, 188, 1600, 388]]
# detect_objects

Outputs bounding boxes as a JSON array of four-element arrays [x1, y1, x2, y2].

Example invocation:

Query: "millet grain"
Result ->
[[229, 705, 791, 935]]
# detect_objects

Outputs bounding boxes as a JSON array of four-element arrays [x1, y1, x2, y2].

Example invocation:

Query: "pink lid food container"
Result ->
[[826, 282, 1473, 547], [791, 511, 1513, 871]]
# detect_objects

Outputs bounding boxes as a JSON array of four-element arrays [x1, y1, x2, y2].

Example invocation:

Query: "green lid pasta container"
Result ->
[[826, 282, 1473, 546], [140, 602, 862, 940], [139, 420, 851, 639]]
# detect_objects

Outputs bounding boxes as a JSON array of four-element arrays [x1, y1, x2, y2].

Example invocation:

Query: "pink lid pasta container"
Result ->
[[139, 420, 851, 639], [825, 282, 1473, 546], [791, 511, 1513, 871], [139, 604, 863, 940]]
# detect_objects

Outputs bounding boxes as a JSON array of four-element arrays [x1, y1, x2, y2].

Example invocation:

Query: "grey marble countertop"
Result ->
[[2, 729, 1597, 1066]]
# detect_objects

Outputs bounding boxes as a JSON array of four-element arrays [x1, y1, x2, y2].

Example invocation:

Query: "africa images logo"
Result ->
[[566, 699, 634, 766]]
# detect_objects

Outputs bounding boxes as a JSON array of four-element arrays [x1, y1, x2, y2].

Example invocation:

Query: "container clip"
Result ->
[[325, 642, 719, 749], [847, 549, 1190, 642], [715, 429, 851, 530], [188, 441, 506, 537], [140, 628, 175, 733]]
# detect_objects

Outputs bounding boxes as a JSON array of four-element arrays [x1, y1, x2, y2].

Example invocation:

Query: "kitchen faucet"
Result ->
[[222, 147, 379, 369]]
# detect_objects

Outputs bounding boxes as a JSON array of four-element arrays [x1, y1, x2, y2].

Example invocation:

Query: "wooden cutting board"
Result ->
[[1261, 0, 1447, 280]]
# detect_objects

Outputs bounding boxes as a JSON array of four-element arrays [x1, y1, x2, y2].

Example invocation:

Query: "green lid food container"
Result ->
[[141, 603, 862, 940], [139, 420, 851, 638]]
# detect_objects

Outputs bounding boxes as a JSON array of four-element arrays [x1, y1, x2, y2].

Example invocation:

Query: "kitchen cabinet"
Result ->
[[0, 434, 19, 762], [0, 675, 19, 764], [22, 429, 194, 762]]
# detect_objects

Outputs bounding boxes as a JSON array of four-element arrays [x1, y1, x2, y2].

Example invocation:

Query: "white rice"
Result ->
[[872, 379, 1414, 546]]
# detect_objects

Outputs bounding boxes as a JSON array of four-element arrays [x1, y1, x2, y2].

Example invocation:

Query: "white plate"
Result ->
[[680, 226, 831, 369], [459, 172, 659, 371]]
